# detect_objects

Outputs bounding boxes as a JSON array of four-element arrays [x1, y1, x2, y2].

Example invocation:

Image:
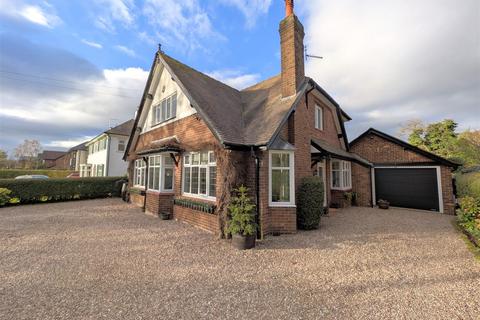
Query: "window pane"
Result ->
[[171, 94, 177, 117], [332, 171, 340, 188], [332, 161, 341, 170], [200, 167, 207, 194], [272, 153, 281, 167], [154, 156, 161, 166], [184, 155, 190, 165], [191, 167, 199, 194], [183, 167, 191, 193], [272, 169, 290, 202], [164, 168, 173, 190], [192, 153, 199, 165], [161, 100, 166, 122], [148, 168, 154, 189], [209, 152, 216, 163], [153, 167, 160, 190], [280, 154, 290, 167], [200, 152, 208, 165], [166, 98, 171, 119], [209, 166, 216, 197], [164, 155, 174, 166]]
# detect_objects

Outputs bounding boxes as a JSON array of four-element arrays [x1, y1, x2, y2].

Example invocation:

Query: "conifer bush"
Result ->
[[297, 176, 324, 230]]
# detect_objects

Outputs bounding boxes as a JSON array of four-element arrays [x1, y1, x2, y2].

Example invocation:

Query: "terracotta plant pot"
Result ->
[[232, 234, 256, 250], [378, 200, 390, 209]]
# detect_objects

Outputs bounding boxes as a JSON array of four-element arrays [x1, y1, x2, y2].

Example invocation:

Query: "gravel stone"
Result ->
[[0, 199, 479, 320]]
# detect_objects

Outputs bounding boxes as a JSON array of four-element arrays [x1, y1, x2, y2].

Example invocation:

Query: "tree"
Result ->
[[13, 140, 43, 169], [454, 130, 480, 167], [0, 149, 7, 169]]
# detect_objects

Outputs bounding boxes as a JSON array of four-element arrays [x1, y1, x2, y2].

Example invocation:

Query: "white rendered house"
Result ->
[[80, 120, 133, 177]]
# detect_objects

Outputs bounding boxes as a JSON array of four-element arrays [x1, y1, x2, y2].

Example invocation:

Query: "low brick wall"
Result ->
[[173, 205, 219, 234], [145, 192, 174, 216], [331, 190, 351, 208], [264, 207, 297, 234]]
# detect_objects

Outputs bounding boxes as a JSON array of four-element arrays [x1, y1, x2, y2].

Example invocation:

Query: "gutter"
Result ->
[[250, 147, 261, 239]]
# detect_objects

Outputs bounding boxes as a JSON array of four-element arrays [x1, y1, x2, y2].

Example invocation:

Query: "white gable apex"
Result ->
[[138, 60, 196, 134]]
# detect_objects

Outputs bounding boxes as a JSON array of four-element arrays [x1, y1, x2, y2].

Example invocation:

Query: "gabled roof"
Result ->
[[39, 151, 67, 161], [125, 51, 350, 157], [68, 142, 87, 152], [350, 128, 460, 168], [312, 138, 371, 167], [105, 119, 134, 136]]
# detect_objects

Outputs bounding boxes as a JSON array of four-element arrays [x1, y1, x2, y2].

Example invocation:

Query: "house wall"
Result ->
[[75, 150, 87, 172], [86, 146, 107, 176], [350, 133, 455, 214], [107, 134, 128, 176]]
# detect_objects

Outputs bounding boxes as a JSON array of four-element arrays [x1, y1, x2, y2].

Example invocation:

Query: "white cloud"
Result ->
[[0, 1, 62, 28], [219, 0, 272, 28], [114, 45, 136, 57], [46, 136, 94, 149], [299, 0, 480, 138], [81, 39, 103, 49], [143, 0, 225, 54], [207, 69, 261, 90], [93, 0, 135, 33]]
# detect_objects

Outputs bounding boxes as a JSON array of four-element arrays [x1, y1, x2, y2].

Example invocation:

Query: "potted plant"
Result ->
[[227, 185, 257, 250], [378, 199, 390, 209], [159, 211, 171, 220]]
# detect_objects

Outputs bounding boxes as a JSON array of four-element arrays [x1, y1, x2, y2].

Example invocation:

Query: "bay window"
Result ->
[[183, 151, 216, 199], [134, 159, 146, 187], [269, 151, 295, 206], [331, 160, 351, 190], [147, 154, 175, 192]]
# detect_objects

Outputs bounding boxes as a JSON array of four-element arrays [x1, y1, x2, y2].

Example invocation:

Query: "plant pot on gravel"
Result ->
[[378, 199, 390, 209], [159, 212, 171, 220], [227, 185, 257, 250]]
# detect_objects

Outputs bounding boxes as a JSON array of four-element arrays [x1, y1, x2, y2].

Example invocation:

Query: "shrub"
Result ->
[[456, 172, 480, 199], [227, 185, 257, 236], [297, 176, 324, 230], [0, 188, 11, 206], [0, 177, 126, 204], [457, 196, 480, 240], [0, 169, 73, 179]]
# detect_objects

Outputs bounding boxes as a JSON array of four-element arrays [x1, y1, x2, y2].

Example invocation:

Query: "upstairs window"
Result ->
[[331, 160, 351, 190], [118, 140, 125, 152], [315, 105, 323, 130], [152, 93, 177, 126]]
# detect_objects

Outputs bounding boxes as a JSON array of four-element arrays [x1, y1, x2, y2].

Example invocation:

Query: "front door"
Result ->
[[315, 161, 327, 206]]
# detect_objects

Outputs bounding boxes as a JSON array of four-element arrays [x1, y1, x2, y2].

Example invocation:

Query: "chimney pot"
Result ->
[[285, 0, 294, 17]]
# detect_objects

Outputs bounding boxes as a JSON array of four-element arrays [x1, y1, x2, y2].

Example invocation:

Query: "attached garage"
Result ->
[[373, 167, 442, 212], [350, 128, 459, 214]]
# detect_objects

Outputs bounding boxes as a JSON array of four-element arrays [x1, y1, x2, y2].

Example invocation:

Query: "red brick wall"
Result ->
[[351, 133, 455, 214], [145, 191, 173, 216], [173, 206, 219, 234], [352, 163, 372, 207], [130, 193, 144, 207]]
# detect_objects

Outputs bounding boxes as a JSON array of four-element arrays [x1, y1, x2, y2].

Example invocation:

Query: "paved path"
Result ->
[[0, 199, 478, 319]]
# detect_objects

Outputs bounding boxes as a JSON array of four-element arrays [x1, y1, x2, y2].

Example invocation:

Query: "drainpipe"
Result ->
[[250, 147, 261, 239], [142, 156, 149, 212], [105, 135, 111, 176]]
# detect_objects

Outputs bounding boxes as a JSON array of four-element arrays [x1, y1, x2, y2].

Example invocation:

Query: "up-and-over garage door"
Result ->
[[374, 167, 441, 212]]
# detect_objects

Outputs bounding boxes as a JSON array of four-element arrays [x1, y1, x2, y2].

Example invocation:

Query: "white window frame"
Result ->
[[146, 154, 175, 193], [182, 151, 216, 201], [331, 159, 352, 190], [80, 164, 92, 177], [269, 150, 295, 207], [96, 164, 105, 177], [315, 104, 323, 130], [134, 159, 146, 188], [151, 92, 177, 126]]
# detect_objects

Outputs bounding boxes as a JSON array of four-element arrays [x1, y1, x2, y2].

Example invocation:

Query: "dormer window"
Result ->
[[152, 93, 177, 126], [315, 104, 323, 130]]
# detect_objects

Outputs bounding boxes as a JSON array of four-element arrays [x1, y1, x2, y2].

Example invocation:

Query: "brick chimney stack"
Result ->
[[280, 0, 305, 98]]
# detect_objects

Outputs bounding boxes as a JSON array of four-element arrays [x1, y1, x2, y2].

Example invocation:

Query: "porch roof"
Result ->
[[136, 136, 183, 156], [311, 139, 372, 167]]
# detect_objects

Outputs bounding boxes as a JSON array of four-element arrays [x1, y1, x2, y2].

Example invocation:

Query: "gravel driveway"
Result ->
[[1, 199, 479, 320]]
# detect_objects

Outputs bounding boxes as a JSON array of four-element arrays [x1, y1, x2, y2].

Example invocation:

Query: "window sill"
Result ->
[[181, 193, 216, 203], [150, 116, 177, 129], [269, 203, 296, 208], [331, 187, 352, 191], [146, 190, 174, 195]]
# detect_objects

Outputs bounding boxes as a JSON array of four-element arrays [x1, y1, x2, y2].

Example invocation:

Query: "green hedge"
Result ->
[[297, 176, 325, 230], [456, 172, 480, 199], [0, 177, 126, 204], [0, 169, 73, 179]]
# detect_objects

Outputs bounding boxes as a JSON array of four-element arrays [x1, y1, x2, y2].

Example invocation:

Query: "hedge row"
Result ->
[[297, 176, 325, 230], [0, 169, 73, 179], [0, 177, 126, 204]]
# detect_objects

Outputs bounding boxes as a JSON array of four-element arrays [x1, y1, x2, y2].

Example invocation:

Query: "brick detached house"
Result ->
[[350, 128, 459, 215], [124, 0, 372, 238]]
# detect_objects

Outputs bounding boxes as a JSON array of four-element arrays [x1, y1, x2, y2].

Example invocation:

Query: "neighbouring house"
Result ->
[[350, 128, 459, 214], [124, 1, 373, 237], [80, 120, 133, 177], [66, 142, 88, 172], [39, 151, 67, 169]]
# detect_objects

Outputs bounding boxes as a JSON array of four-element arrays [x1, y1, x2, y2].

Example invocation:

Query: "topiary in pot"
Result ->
[[297, 176, 324, 230], [378, 199, 390, 209], [227, 185, 257, 250]]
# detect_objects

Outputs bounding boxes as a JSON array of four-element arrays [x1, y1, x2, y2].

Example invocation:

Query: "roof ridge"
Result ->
[[241, 73, 281, 91]]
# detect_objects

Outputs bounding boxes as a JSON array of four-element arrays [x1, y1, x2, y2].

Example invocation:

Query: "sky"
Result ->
[[0, 0, 479, 156]]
